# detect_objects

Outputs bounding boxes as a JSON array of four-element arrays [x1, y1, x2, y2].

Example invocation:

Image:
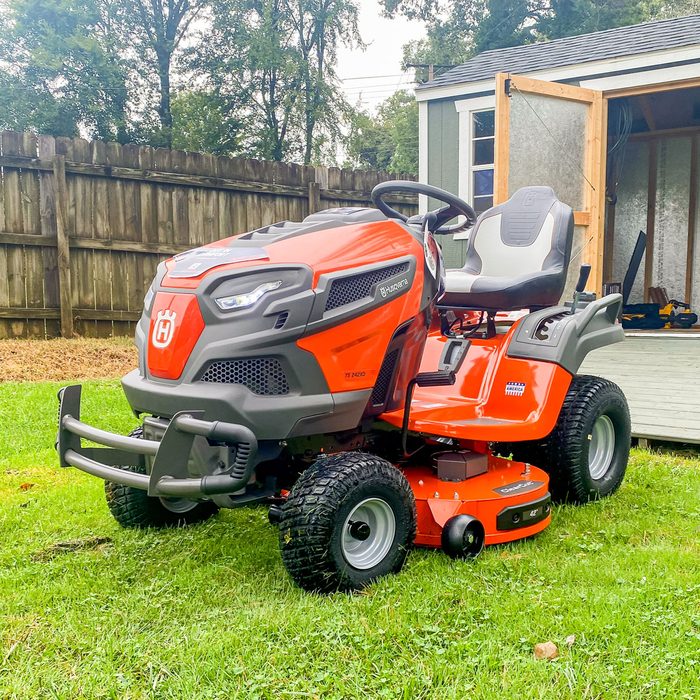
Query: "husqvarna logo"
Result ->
[[152, 309, 177, 348]]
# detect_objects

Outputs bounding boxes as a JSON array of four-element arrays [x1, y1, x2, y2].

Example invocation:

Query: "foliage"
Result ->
[[0, 0, 360, 163], [1, 379, 699, 697], [385, 0, 692, 80], [118, 0, 208, 147], [196, 0, 360, 163], [171, 90, 242, 156], [0, 0, 130, 141], [346, 91, 418, 174]]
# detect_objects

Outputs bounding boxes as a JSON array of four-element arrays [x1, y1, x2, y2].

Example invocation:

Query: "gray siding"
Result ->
[[426, 100, 467, 269]]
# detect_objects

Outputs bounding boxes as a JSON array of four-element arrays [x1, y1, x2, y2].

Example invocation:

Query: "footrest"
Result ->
[[415, 370, 456, 387]]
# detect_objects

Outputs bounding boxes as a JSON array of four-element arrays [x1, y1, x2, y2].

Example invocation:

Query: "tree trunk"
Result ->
[[157, 50, 173, 147]]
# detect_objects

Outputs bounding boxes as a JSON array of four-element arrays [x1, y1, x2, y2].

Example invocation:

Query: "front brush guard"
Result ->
[[57, 385, 258, 498]]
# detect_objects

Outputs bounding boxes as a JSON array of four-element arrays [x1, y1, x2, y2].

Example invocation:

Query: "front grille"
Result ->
[[200, 358, 290, 395], [371, 349, 399, 406], [325, 262, 409, 312]]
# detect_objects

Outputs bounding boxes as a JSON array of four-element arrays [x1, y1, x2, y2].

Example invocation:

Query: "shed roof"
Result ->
[[416, 14, 700, 92]]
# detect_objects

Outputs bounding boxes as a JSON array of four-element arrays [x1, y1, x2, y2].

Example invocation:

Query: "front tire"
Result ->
[[279, 453, 416, 593], [104, 427, 219, 528]]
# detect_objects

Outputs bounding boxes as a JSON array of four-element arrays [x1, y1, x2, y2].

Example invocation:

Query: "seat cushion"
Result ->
[[442, 269, 570, 311]]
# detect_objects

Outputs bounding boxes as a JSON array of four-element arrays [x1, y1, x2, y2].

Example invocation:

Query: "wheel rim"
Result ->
[[588, 414, 616, 480], [158, 497, 200, 514], [341, 498, 396, 570]]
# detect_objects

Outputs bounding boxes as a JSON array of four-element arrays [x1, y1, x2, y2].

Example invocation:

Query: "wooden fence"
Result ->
[[0, 131, 417, 339]]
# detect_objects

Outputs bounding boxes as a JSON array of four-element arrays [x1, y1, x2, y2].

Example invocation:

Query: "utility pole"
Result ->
[[405, 63, 457, 83]]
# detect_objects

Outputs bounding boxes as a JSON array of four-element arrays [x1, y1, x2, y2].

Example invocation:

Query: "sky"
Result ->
[[336, 0, 427, 112]]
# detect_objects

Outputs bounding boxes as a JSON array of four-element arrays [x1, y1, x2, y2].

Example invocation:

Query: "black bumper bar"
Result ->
[[56, 385, 258, 498]]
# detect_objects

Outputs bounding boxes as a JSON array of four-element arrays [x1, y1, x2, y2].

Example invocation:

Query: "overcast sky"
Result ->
[[336, 0, 426, 111]]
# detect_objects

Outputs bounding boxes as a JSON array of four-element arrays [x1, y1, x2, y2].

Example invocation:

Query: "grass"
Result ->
[[1, 380, 699, 699]]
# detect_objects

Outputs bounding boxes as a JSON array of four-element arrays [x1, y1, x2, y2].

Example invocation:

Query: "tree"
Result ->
[[384, 0, 677, 80], [198, 0, 360, 163], [345, 90, 418, 175], [0, 0, 130, 140], [121, 0, 207, 147], [171, 90, 242, 155]]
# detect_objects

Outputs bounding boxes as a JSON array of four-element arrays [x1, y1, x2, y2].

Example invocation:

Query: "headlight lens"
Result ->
[[215, 280, 282, 311]]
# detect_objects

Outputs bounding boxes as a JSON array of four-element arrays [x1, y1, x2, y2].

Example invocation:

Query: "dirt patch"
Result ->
[[0, 338, 138, 382], [31, 536, 113, 562]]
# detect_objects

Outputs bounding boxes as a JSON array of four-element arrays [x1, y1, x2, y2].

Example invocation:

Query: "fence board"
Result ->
[[0, 131, 417, 338]]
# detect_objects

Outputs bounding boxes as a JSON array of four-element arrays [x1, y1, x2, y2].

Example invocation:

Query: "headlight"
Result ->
[[215, 280, 282, 311]]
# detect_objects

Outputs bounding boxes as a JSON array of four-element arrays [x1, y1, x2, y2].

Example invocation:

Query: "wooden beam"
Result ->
[[510, 74, 600, 103], [0, 230, 198, 255], [604, 76, 700, 99], [644, 141, 658, 301], [494, 72, 511, 205], [629, 125, 700, 142], [590, 95, 608, 294], [604, 199, 616, 284], [573, 211, 591, 226], [638, 95, 657, 132], [69, 237, 189, 255], [52, 155, 74, 338], [686, 136, 698, 303], [308, 181, 321, 214], [0, 154, 416, 206], [0, 307, 141, 321]]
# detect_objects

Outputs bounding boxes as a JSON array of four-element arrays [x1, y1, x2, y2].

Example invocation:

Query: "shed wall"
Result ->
[[427, 101, 466, 268]]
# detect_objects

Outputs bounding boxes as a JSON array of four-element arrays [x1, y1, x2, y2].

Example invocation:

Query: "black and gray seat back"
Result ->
[[442, 186, 574, 311]]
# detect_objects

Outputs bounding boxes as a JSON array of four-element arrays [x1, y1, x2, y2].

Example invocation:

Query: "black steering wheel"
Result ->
[[371, 180, 477, 234]]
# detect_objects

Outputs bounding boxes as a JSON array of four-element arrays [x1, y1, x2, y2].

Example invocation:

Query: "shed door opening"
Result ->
[[606, 85, 700, 329]]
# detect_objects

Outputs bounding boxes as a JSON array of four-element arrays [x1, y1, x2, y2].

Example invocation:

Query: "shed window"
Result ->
[[470, 110, 495, 214]]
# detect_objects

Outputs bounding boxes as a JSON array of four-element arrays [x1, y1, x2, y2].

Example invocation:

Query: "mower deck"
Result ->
[[403, 456, 551, 548]]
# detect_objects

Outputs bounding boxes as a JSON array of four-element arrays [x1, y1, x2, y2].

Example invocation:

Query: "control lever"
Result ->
[[570, 264, 591, 314], [401, 339, 470, 456]]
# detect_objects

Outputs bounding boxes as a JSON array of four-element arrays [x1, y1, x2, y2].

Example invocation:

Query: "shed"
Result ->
[[416, 15, 700, 443]]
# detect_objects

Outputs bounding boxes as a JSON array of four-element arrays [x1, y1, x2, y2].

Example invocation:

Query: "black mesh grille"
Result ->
[[200, 358, 290, 395], [371, 350, 399, 406], [325, 262, 409, 312]]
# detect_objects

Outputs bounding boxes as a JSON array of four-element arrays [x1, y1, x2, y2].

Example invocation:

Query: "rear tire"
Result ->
[[279, 452, 416, 593], [495, 375, 630, 503], [104, 427, 219, 528]]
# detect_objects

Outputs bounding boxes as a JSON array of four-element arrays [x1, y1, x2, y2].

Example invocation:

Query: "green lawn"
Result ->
[[1, 380, 699, 699]]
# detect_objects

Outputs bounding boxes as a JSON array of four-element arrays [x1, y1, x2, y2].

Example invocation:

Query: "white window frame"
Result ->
[[455, 96, 495, 238]]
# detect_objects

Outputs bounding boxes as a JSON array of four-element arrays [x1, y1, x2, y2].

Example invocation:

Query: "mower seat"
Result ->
[[441, 187, 574, 311]]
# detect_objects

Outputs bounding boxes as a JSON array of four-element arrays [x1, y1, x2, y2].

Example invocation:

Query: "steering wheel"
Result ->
[[371, 180, 477, 234]]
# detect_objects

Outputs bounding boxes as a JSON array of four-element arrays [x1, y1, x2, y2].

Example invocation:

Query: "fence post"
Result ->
[[52, 155, 74, 338], [307, 180, 320, 214]]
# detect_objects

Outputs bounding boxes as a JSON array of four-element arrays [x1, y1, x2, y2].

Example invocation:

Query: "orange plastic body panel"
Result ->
[[296, 288, 426, 394], [161, 220, 421, 290], [403, 456, 551, 547], [381, 323, 573, 442], [147, 293, 205, 380]]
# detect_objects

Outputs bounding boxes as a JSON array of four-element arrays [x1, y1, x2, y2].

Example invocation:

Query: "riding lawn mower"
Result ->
[[56, 181, 631, 592]]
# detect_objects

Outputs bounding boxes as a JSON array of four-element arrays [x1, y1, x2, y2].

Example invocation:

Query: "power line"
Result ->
[[338, 73, 408, 82]]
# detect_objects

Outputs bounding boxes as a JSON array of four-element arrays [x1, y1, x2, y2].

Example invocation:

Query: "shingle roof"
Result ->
[[416, 14, 700, 91]]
